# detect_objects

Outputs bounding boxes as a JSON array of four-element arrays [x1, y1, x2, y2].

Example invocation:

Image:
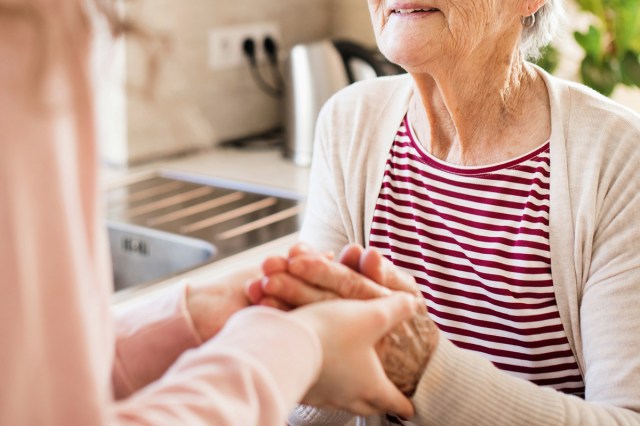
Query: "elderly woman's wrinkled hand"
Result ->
[[340, 245, 439, 395], [245, 244, 389, 308], [246, 243, 439, 395]]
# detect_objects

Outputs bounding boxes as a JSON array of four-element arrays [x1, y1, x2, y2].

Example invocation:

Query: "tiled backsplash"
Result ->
[[102, 0, 375, 166]]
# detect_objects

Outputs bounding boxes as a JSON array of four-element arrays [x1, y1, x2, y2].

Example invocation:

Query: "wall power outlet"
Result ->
[[208, 22, 281, 70]]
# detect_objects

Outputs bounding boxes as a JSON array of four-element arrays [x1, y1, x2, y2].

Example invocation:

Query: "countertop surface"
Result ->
[[106, 144, 311, 307], [103, 144, 310, 194]]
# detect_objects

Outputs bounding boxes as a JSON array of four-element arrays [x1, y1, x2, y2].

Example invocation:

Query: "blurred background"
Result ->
[[96, 0, 640, 168]]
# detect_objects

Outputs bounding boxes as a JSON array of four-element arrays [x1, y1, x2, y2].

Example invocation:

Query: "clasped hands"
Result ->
[[246, 243, 439, 418]]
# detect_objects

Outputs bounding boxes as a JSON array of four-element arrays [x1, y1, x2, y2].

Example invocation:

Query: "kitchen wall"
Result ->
[[105, 0, 376, 166], [330, 0, 375, 46], [101, 0, 639, 166]]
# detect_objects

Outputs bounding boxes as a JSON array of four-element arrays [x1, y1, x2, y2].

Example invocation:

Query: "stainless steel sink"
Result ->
[[106, 172, 303, 293], [108, 221, 216, 292]]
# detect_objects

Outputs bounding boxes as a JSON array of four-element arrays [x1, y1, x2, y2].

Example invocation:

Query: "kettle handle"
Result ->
[[332, 39, 404, 83]]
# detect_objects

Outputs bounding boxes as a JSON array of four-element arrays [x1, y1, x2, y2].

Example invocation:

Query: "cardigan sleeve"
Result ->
[[299, 96, 351, 255], [567, 101, 640, 417], [409, 337, 640, 425]]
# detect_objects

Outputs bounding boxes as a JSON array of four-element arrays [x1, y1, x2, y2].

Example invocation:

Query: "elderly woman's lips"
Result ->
[[390, 7, 439, 14]]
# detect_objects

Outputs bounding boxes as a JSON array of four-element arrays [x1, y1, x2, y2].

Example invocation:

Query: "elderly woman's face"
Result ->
[[368, 0, 524, 71]]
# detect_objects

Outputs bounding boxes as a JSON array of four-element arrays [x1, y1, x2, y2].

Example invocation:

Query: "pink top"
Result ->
[[0, 6, 320, 425]]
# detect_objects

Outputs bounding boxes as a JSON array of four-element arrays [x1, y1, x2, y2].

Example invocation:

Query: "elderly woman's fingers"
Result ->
[[261, 272, 339, 307], [261, 255, 288, 275], [359, 247, 420, 295], [338, 243, 364, 272], [288, 242, 322, 258], [250, 248, 341, 307], [289, 242, 335, 261], [288, 254, 392, 300]]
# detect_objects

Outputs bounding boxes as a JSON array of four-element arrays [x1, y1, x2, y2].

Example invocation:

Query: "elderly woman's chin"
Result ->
[[379, 45, 437, 75], [376, 34, 445, 74]]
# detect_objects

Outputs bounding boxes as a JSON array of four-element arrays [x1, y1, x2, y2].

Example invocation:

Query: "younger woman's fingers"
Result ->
[[258, 296, 293, 312], [344, 391, 414, 420], [244, 278, 265, 305], [343, 400, 382, 417], [366, 378, 415, 420], [359, 293, 418, 342]]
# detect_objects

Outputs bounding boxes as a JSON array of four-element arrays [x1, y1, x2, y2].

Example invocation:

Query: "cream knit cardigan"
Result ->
[[293, 68, 640, 425]]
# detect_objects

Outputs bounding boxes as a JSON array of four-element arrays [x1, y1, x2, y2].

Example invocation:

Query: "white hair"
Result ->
[[520, 0, 565, 60]]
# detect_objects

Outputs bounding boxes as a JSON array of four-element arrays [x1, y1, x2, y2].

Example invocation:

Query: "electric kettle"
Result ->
[[283, 39, 403, 167]]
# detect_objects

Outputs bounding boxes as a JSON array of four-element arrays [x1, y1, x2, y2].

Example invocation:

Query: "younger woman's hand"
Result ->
[[291, 293, 418, 419], [187, 267, 261, 341]]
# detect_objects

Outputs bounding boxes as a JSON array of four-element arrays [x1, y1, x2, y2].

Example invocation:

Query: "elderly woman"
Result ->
[[249, 0, 640, 424]]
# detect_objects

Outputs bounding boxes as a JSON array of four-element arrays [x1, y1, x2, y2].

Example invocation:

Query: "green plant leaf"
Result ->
[[621, 51, 640, 86], [574, 25, 603, 61], [574, 0, 607, 23], [581, 55, 619, 96], [533, 44, 560, 74], [572, 0, 639, 94], [613, 0, 640, 54]]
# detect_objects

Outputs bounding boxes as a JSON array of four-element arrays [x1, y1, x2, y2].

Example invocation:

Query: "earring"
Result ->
[[522, 13, 536, 28]]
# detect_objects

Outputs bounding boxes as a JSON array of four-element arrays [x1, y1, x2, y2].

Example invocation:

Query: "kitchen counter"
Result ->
[[103, 144, 309, 194], [107, 144, 311, 308]]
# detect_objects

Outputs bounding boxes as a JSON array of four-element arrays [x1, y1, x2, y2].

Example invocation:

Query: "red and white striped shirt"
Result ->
[[371, 117, 584, 423]]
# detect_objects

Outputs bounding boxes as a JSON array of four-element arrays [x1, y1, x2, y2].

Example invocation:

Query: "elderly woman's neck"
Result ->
[[409, 53, 550, 166]]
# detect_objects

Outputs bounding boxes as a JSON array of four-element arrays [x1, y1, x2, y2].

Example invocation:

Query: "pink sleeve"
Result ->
[[111, 283, 203, 399], [112, 307, 323, 426], [109, 270, 325, 424]]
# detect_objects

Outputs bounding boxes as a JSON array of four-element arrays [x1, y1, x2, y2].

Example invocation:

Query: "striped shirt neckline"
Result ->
[[403, 115, 552, 176]]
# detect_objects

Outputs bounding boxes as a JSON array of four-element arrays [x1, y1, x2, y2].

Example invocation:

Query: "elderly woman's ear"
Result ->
[[520, 0, 546, 18]]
